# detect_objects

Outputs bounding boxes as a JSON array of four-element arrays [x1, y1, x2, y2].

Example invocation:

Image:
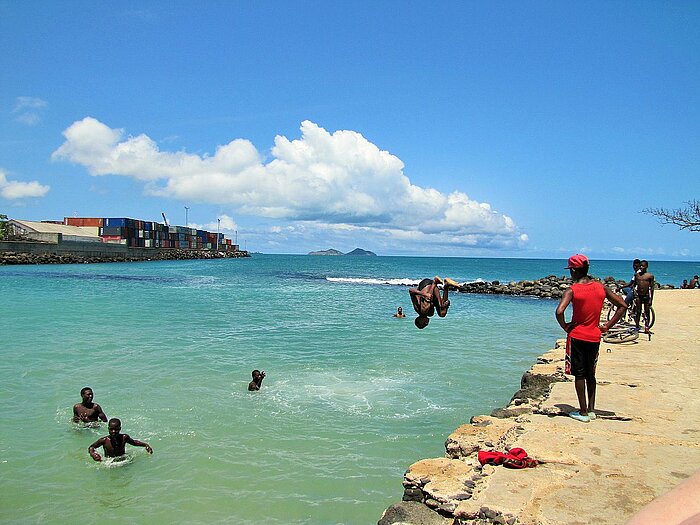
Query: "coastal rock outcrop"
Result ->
[[0, 249, 249, 265], [453, 275, 674, 299]]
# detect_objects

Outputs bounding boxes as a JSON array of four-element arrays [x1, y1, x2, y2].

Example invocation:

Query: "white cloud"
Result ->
[[190, 214, 238, 233], [52, 117, 526, 249], [12, 96, 48, 126], [0, 169, 50, 199]]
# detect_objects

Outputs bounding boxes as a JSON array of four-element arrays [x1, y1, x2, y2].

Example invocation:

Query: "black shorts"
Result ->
[[637, 294, 650, 305], [566, 337, 600, 379], [418, 278, 433, 290]]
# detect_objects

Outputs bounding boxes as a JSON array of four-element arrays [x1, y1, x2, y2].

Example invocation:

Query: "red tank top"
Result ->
[[569, 281, 606, 342]]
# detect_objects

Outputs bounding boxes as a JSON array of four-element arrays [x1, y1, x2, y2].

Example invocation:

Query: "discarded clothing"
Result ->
[[477, 447, 539, 469]]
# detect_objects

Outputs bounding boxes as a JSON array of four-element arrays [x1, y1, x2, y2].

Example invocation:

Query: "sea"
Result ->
[[0, 255, 696, 525]]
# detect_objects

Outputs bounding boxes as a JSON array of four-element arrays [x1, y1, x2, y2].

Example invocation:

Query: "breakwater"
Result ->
[[0, 246, 249, 265], [454, 274, 675, 299]]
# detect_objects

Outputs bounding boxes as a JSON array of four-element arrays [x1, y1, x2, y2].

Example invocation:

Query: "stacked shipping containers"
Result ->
[[64, 217, 235, 251]]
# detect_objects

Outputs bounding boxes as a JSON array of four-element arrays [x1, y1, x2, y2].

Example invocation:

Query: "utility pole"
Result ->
[[184, 206, 190, 227]]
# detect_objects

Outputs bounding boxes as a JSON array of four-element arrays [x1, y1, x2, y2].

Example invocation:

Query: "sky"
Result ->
[[1, 1, 698, 259]]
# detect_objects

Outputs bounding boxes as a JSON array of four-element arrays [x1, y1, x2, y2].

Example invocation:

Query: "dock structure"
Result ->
[[1, 216, 248, 264], [380, 290, 700, 525]]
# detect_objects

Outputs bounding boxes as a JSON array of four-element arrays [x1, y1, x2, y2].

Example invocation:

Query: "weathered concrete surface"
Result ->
[[386, 290, 700, 525]]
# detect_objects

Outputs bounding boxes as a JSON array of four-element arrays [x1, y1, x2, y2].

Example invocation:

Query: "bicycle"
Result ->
[[606, 293, 655, 330], [602, 325, 640, 344]]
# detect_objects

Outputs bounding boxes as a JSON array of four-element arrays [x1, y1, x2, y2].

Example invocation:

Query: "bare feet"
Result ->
[[444, 277, 460, 288]]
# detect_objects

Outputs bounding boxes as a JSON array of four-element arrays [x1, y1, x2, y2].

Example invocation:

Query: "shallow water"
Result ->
[[0, 255, 695, 524]]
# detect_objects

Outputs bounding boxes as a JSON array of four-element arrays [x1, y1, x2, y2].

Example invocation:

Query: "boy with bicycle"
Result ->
[[634, 260, 655, 333]]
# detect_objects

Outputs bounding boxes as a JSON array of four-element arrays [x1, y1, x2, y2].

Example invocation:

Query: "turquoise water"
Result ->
[[0, 255, 696, 524]]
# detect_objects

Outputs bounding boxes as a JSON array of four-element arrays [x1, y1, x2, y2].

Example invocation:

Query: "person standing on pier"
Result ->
[[555, 255, 628, 423]]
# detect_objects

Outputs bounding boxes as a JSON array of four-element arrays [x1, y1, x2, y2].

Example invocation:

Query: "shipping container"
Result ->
[[64, 217, 104, 227]]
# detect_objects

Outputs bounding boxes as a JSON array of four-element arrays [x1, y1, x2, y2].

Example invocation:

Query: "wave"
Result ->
[[326, 277, 418, 286], [325, 277, 488, 287]]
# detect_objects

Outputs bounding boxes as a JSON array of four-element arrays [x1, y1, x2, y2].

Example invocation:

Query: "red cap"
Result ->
[[566, 254, 589, 269]]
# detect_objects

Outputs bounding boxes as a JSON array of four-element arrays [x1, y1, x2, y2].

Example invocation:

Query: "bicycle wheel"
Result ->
[[603, 329, 640, 344], [644, 306, 655, 329], [607, 303, 625, 322]]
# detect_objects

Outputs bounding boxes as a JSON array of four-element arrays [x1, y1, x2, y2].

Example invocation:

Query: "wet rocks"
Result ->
[[0, 249, 249, 265], [454, 275, 673, 299]]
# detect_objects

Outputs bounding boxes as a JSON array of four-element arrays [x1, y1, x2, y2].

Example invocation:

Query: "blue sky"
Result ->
[[1, 1, 698, 259]]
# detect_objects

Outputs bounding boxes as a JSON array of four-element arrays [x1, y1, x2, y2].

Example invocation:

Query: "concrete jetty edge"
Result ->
[[379, 289, 700, 525]]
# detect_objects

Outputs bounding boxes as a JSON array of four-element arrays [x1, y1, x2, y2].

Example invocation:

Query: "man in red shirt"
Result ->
[[555, 254, 628, 422]]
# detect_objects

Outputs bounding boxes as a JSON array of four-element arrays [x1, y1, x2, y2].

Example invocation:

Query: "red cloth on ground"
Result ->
[[477, 447, 539, 469]]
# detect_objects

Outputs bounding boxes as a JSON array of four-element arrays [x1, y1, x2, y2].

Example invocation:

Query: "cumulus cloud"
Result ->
[[190, 214, 238, 233], [12, 96, 48, 126], [0, 169, 50, 199], [52, 118, 526, 249]]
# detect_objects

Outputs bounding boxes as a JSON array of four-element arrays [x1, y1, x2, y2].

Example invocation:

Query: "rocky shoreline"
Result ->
[[0, 248, 250, 265], [379, 290, 700, 525], [379, 340, 570, 525], [452, 275, 675, 299]]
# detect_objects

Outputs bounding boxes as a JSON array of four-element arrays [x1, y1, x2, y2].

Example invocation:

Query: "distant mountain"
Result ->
[[307, 248, 377, 256], [344, 248, 377, 256]]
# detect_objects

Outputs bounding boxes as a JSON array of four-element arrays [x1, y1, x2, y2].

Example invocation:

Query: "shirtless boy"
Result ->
[[88, 418, 153, 461], [73, 387, 108, 423], [248, 370, 266, 391], [408, 276, 459, 329], [393, 307, 406, 318], [634, 260, 655, 332]]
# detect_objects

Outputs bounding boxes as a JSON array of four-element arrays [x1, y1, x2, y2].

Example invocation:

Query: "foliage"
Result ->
[[0, 213, 9, 240], [643, 200, 700, 232]]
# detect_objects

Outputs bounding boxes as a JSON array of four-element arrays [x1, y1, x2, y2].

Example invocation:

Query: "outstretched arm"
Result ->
[[88, 437, 106, 462], [125, 435, 153, 454]]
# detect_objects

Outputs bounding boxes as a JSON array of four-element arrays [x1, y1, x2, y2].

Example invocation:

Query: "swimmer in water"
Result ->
[[88, 418, 153, 462], [73, 387, 108, 423], [248, 370, 266, 391], [393, 307, 406, 318]]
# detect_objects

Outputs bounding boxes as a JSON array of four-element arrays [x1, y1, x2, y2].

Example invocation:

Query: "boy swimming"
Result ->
[[73, 387, 108, 423], [88, 418, 153, 461]]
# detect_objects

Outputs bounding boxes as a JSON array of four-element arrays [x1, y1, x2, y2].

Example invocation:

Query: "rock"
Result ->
[[403, 487, 424, 502], [377, 501, 451, 525]]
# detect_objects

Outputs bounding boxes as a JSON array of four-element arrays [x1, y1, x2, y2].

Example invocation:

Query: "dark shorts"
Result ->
[[418, 278, 433, 290], [565, 337, 600, 379], [637, 293, 650, 305]]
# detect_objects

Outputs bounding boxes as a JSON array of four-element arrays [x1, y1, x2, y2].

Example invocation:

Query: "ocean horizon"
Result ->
[[1, 255, 697, 524]]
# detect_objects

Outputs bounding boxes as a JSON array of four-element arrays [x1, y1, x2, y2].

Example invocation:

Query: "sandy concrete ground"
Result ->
[[394, 290, 700, 525]]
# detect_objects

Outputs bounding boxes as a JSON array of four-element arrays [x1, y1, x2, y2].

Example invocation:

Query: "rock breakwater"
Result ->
[[0, 249, 249, 265], [454, 275, 674, 299]]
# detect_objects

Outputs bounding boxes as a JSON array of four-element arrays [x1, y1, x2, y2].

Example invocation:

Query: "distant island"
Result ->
[[308, 248, 377, 256]]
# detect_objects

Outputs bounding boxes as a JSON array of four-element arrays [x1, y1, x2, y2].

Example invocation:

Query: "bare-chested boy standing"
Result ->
[[88, 418, 153, 461], [73, 387, 108, 423], [634, 260, 655, 333]]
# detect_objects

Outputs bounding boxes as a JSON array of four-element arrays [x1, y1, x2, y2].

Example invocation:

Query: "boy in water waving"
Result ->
[[88, 418, 153, 461]]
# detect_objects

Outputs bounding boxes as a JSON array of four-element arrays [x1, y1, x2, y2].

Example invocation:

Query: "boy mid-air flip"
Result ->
[[409, 276, 460, 329]]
